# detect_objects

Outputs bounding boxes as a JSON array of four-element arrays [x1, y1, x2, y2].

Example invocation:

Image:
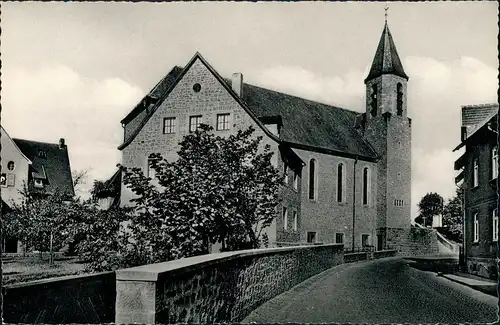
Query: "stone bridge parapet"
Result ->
[[115, 244, 344, 324]]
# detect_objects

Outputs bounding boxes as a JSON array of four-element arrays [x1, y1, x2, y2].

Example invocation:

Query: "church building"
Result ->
[[117, 22, 412, 251]]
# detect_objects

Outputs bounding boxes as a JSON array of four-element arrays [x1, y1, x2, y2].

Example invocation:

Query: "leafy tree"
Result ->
[[415, 192, 444, 227], [118, 124, 281, 265], [442, 185, 463, 242], [4, 187, 74, 264]]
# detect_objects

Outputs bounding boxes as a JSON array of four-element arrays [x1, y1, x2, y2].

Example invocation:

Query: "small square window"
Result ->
[[163, 117, 176, 134], [189, 115, 202, 132], [307, 232, 317, 243], [361, 234, 370, 247], [34, 179, 44, 188], [0, 173, 6, 187], [216, 113, 230, 131], [335, 233, 344, 244]]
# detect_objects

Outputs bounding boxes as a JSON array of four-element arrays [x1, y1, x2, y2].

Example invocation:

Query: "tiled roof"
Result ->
[[119, 55, 379, 161], [12, 139, 74, 197], [239, 83, 378, 159], [120, 66, 184, 125], [365, 23, 408, 83], [453, 103, 498, 151]]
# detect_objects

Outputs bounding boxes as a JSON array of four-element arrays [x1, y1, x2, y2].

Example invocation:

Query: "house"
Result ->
[[454, 103, 498, 279], [117, 22, 412, 251], [1, 126, 74, 253]]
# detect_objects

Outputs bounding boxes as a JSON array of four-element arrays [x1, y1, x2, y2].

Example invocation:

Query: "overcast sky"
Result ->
[[2, 2, 498, 218]]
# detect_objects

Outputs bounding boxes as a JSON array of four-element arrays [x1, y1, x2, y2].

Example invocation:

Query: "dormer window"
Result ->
[[34, 179, 44, 188]]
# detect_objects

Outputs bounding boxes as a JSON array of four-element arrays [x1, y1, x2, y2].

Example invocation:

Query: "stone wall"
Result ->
[[294, 148, 378, 248], [115, 244, 344, 324], [388, 227, 440, 257], [344, 252, 368, 263], [3, 272, 116, 324]]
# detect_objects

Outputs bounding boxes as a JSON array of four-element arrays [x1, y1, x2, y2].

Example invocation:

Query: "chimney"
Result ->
[[59, 138, 65, 149], [231, 73, 243, 97]]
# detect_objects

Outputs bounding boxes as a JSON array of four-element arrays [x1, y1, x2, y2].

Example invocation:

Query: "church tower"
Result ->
[[363, 21, 412, 250]]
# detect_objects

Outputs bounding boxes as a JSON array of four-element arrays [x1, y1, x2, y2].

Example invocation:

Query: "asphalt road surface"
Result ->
[[243, 257, 498, 324]]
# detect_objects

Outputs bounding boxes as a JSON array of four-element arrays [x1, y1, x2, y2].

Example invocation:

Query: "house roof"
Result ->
[[365, 23, 408, 83], [12, 138, 75, 197], [453, 103, 498, 151], [120, 66, 184, 125], [118, 52, 379, 161], [118, 52, 282, 151], [239, 83, 378, 160]]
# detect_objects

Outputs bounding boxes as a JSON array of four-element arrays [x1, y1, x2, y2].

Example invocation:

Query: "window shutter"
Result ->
[[7, 173, 15, 187]]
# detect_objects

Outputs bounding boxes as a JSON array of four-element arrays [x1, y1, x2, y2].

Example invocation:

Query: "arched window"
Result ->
[[396, 83, 403, 116], [309, 159, 316, 200], [362, 167, 370, 205], [370, 84, 378, 117], [337, 163, 346, 203]]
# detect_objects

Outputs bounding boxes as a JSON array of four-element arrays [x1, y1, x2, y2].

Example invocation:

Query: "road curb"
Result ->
[[439, 274, 498, 297]]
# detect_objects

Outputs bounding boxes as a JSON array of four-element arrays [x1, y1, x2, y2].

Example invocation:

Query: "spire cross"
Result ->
[[384, 6, 389, 23]]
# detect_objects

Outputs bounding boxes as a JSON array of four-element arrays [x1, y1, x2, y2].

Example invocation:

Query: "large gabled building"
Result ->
[[454, 103, 498, 279], [1, 126, 74, 253], [117, 22, 412, 251]]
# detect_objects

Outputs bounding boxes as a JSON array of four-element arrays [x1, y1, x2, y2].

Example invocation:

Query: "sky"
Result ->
[[2, 2, 498, 219]]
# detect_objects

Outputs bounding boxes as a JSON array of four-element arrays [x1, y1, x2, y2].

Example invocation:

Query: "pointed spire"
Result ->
[[364, 22, 409, 83]]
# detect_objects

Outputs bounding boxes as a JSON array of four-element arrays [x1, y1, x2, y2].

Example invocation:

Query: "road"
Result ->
[[243, 257, 498, 324]]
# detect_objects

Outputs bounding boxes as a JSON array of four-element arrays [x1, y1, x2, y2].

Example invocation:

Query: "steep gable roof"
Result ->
[[365, 23, 408, 83], [12, 139, 75, 197], [453, 103, 499, 151], [120, 66, 184, 125], [1, 126, 32, 164], [118, 52, 282, 151], [118, 53, 379, 161], [239, 83, 377, 160]]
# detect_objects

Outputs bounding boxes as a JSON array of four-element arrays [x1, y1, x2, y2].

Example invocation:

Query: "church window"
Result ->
[[491, 147, 498, 180], [282, 206, 288, 230], [293, 211, 298, 231], [193, 83, 201, 93], [473, 213, 479, 242], [370, 84, 378, 117], [362, 167, 370, 205], [309, 159, 316, 200], [147, 158, 156, 179], [337, 163, 346, 203], [7, 161, 15, 171], [473, 158, 479, 187], [283, 163, 289, 184], [397, 83, 403, 116], [293, 171, 299, 191], [493, 209, 498, 242]]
